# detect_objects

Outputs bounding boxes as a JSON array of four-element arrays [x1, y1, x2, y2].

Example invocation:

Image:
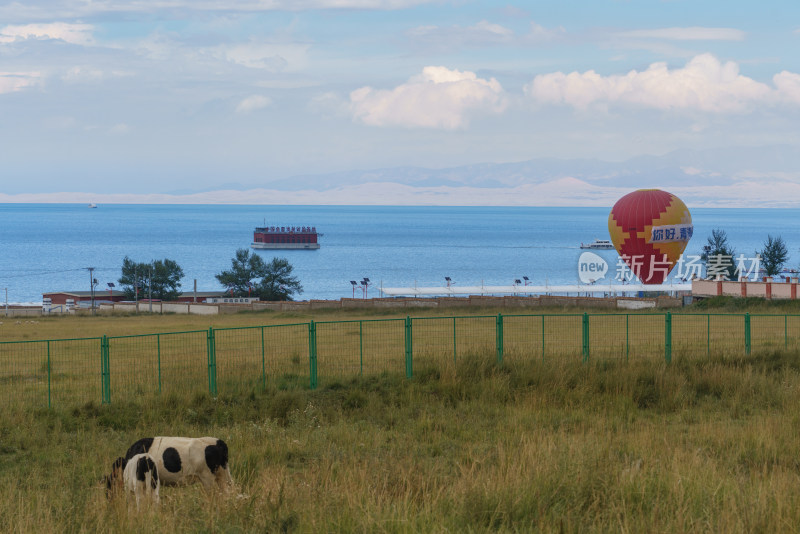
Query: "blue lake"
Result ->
[[1, 204, 798, 303]]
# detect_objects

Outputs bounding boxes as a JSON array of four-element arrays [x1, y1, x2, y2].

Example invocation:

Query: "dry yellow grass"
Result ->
[[3, 349, 800, 532], [1, 306, 796, 412]]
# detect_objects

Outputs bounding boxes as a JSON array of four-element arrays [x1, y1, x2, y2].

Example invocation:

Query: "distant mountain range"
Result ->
[[179, 144, 799, 194], [174, 144, 800, 207], [4, 145, 799, 207]]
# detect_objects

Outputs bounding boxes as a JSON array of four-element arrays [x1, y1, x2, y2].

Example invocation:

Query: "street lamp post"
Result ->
[[87, 267, 96, 314], [361, 278, 370, 298]]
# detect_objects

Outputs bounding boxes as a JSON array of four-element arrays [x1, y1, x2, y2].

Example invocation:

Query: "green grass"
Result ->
[[3, 350, 800, 532]]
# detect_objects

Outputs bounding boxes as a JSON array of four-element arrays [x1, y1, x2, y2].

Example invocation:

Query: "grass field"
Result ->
[[3, 304, 800, 411], [2, 303, 800, 531]]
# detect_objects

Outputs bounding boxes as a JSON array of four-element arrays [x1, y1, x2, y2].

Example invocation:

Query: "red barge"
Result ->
[[251, 225, 320, 250]]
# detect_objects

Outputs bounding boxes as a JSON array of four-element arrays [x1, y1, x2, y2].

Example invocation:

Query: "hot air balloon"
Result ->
[[608, 189, 692, 284]]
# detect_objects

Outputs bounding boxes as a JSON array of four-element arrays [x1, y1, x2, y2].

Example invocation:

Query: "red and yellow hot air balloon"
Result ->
[[608, 189, 692, 284]]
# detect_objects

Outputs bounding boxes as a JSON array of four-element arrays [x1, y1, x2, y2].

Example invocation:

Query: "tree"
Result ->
[[215, 249, 268, 297], [759, 235, 789, 277], [118, 256, 184, 301], [257, 257, 303, 301], [215, 249, 303, 301], [700, 229, 737, 280]]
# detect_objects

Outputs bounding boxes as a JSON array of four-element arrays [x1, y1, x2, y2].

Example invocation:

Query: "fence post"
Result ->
[[665, 313, 672, 364], [308, 321, 317, 389], [46, 340, 52, 409], [744, 313, 751, 355], [99, 335, 111, 404], [404, 316, 413, 379], [496, 313, 504, 364], [100, 336, 105, 405], [541, 315, 545, 361], [207, 327, 217, 396], [582, 313, 589, 363], [105, 335, 112, 404]]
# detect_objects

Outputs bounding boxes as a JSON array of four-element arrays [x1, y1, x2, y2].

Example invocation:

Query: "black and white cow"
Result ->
[[124, 436, 233, 491], [123, 453, 160, 508]]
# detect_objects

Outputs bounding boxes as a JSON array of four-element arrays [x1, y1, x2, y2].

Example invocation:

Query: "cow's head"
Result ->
[[104, 457, 126, 499]]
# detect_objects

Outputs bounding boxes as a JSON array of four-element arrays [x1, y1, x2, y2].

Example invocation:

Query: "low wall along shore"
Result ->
[[22, 294, 686, 315], [692, 278, 800, 300]]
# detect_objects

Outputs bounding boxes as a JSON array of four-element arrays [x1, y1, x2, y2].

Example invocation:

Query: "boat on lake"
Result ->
[[251, 225, 320, 250], [580, 239, 614, 250]]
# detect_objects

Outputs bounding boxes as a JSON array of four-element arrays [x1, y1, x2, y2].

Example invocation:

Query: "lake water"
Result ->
[[1, 204, 798, 304]]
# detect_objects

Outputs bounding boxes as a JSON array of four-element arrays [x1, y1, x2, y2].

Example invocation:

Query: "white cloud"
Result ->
[[471, 20, 513, 38], [525, 54, 781, 113], [409, 19, 564, 48], [408, 20, 514, 47], [773, 71, 800, 105], [61, 66, 105, 83], [217, 41, 310, 72], [617, 27, 746, 41], [526, 21, 566, 42], [236, 94, 272, 113], [0, 71, 41, 94], [349, 66, 506, 129], [0, 23, 94, 45], [109, 123, 130, 135], [0, 1, 437, 20], [307, 91, 348, 116]]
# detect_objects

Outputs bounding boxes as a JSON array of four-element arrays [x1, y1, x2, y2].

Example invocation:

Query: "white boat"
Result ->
[[88, 203, 97, 208], [580, 239, 614, 250]]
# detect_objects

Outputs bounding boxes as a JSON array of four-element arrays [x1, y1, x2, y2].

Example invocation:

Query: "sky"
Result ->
[[1, 0, 799, 204]]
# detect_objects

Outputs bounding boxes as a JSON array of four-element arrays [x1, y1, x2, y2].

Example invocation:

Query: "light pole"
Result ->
[[358, 278, 370, 299], [86, 267, 96, 314], [350, 281, 357, 298]]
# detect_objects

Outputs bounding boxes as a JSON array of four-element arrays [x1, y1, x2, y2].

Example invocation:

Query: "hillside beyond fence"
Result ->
[[1, 312, 795, 409]]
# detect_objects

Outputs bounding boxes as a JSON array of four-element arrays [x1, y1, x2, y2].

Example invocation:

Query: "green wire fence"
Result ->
[[0, 312, 796, 408]]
